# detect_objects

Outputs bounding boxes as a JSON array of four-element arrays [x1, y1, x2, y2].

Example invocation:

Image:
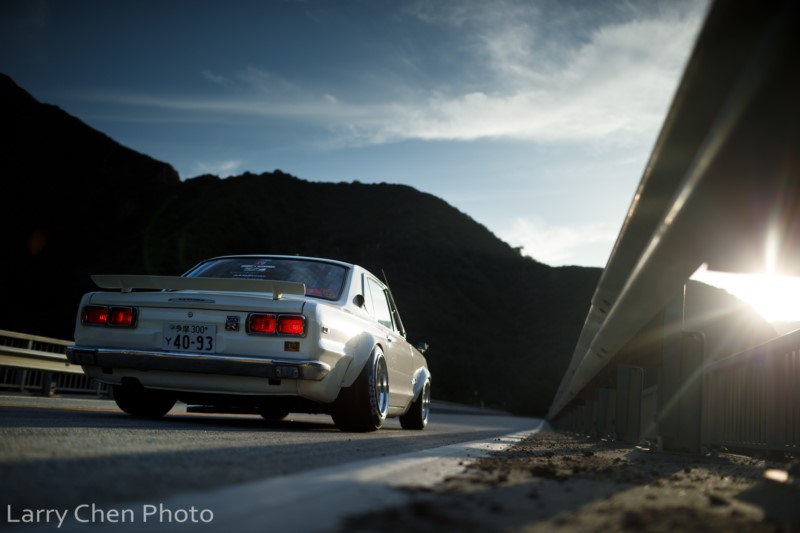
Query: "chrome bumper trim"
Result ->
[[66, 346, 330, 381]]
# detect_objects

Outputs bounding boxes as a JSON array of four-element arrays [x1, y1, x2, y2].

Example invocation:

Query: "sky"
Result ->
[[0, 0, 711, 264], [7, 0, 795, 323]]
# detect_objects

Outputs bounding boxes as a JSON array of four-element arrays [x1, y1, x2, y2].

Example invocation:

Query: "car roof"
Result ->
[[199, 254, 357, 270]]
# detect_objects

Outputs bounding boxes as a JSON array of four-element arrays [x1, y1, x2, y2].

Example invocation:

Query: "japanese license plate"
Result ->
[[163, 323, 217, 353]]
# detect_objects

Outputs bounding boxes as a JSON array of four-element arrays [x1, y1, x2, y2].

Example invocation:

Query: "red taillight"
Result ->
[[81, 305, 136, 327], [247, 314, 305, 336], [108, 307, 136, 327], [278, 315, 305, 336], [82, 305, 108, 325], [248, 314, 277, 334]]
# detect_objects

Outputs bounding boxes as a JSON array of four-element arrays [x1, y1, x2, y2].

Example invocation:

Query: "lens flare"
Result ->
[[692, 265, 800, 324]]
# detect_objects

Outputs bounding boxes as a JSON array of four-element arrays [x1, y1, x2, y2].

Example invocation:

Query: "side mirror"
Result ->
[[354, 294, 365, 308], [415, 342, 429, 354]]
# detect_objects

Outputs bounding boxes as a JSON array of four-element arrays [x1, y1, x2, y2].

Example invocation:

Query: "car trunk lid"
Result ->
[[87, 275, 307, 314]]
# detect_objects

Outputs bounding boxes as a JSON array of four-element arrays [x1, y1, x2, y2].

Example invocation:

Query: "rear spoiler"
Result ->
[[91, 275, 306, 300]]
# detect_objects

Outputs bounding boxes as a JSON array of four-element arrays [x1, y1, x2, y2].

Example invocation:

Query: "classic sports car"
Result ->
[[66, 255, 431, 432]]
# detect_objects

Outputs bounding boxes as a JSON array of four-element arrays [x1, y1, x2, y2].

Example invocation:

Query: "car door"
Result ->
[[363, 275, 413, 407]]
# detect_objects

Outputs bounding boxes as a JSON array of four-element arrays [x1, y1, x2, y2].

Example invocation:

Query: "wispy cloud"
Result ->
[[189, 159, 242, 178], [358, 0, 709, 146], [89, 0, 709, 150], [201, 70, 232, 88], [236, 66, 299, 95], [500, 216, 619, 266]]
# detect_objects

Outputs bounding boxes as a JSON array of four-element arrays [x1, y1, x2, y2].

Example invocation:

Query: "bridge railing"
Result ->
[[703, 330, 800, 455], [0, 329, 108, 397], [554, 328, 800, 456], [548, 0, 800, 457]]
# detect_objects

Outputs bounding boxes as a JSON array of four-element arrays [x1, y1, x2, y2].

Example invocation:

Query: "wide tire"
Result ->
[[112, 383, 176, 418], [332, 348, 389, 432], [400, 379, 431, 430]]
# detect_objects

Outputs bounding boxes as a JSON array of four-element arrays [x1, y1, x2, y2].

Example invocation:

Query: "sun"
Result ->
[[691, 266, 800, 324]]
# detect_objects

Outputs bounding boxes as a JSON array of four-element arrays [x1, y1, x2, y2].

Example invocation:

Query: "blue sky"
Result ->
[[1, 0, 711, 269]]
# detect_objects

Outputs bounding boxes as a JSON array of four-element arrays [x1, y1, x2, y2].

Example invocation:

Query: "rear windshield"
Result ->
[[185, 257, 347, 301]]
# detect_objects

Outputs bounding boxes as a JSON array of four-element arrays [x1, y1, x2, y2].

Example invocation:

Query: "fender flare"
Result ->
[[411, 367, 431, 402], [340, 336, 383, 388]]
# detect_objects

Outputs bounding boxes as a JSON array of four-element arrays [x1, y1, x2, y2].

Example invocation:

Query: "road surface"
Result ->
[[0, 394, 540, 531]]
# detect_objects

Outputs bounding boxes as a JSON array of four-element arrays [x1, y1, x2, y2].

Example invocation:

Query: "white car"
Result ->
[[66, 255, 431, 432]]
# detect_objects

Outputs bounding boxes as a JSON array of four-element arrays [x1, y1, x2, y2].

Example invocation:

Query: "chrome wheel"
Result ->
[[420, 380, 431, 422], [373, 354, 390, 420], [400, 378, 431, 430]]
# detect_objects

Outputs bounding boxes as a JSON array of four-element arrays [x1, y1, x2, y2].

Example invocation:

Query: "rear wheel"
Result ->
[[400, 378, 431, 430], [112, 382, 176, 418], [332, 347, 389, 432]]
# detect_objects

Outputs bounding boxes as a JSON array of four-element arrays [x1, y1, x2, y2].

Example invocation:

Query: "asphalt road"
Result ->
[[0, 394, 540, 523]]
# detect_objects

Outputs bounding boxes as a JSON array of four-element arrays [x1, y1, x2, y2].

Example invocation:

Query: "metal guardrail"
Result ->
[[550, 0, 800, 420], [0, 329, 80, 373], [556, 330, 800, 456], [0, 329, 107, 396], [703, 329, 800, 454], [548, 0, 800, 457]]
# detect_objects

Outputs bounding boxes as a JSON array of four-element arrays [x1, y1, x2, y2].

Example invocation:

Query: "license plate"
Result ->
[[163, 323, 217, 353]]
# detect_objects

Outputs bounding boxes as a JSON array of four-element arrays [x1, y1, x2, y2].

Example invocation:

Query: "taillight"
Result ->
[[81, 305, 137, 327], [278, 315, 305, 336], [82, 305, 108, 326], [108, 307, 136, 327], [247, 314, 305, 336], [248, 314, 277, 334]]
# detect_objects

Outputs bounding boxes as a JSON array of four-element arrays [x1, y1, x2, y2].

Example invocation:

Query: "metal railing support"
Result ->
[[596, 388, 615, 439], [658, 332, 704, 453], [584, 400, 596, 437], [0, 329, 108, 397], [615, 365, 644, 443], [702, 330, 800, 454]]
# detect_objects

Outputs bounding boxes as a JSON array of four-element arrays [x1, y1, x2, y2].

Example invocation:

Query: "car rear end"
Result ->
[[67, 287, 351, 403]]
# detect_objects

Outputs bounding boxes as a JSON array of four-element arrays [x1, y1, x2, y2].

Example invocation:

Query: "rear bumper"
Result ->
[[66, 346, 331, 381]]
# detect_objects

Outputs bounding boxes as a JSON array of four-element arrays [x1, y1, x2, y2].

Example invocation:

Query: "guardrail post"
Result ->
[[765, 335, 800, 451], [597, 388, 615, 438], [40, 372, 56, 396], [13, 369, 27, 392], [659, 330, 704, 453], [615, 365, 643, 443], [584, 400, 596, 437]]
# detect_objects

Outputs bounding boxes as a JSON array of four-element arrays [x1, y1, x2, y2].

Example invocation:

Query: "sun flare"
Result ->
[[692, 266, 800, 324]]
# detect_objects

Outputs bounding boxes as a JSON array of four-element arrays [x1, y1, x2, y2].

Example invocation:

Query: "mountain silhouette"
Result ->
[[0, 73, 774, 415]]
